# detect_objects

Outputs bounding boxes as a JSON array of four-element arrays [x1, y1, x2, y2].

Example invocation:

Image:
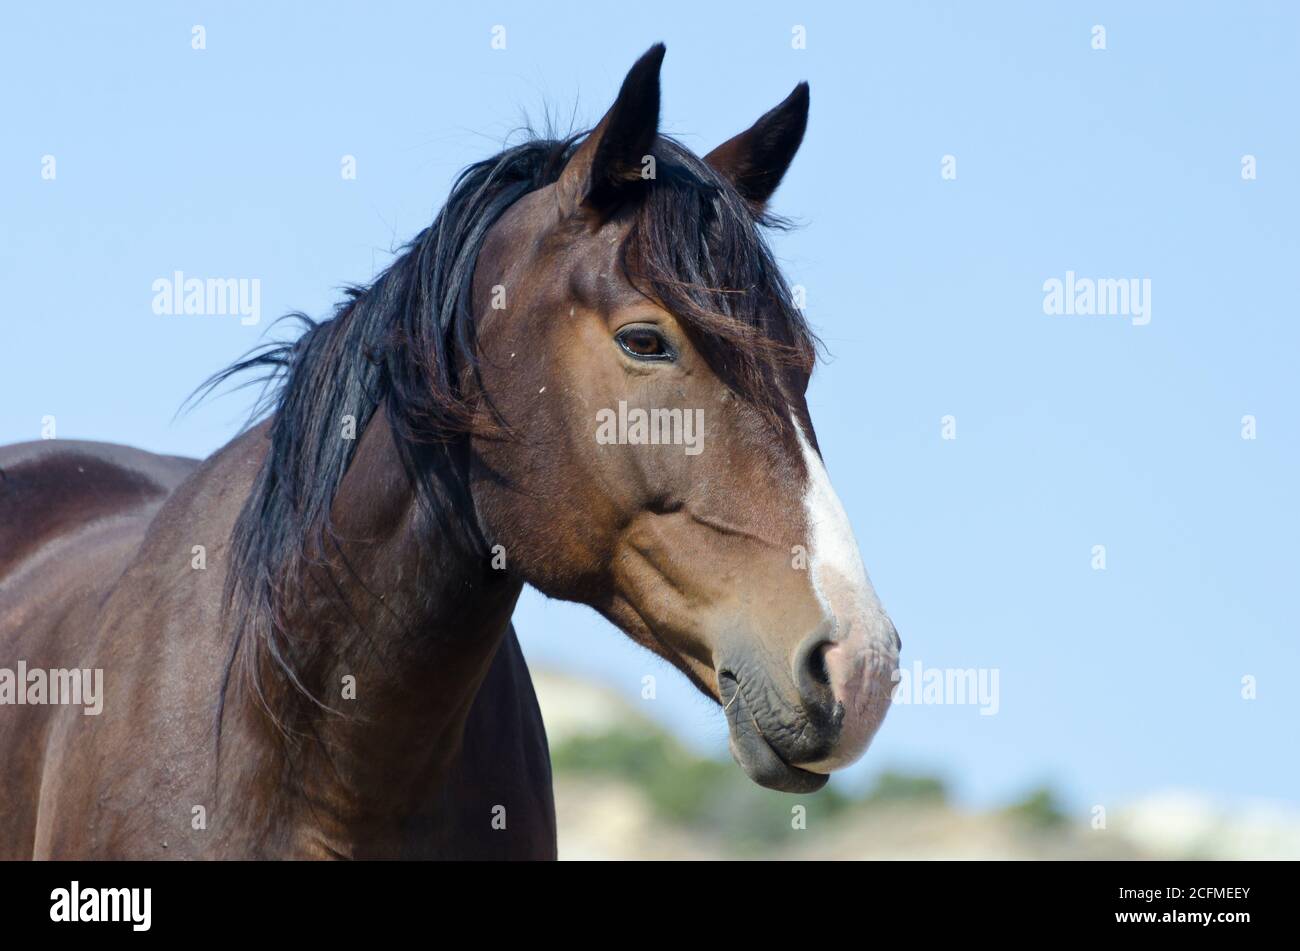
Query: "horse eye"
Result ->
[[616, 327, 672, 361]]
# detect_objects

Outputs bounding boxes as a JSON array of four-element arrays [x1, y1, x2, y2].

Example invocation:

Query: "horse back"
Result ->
[[0, 440, 196, 580]]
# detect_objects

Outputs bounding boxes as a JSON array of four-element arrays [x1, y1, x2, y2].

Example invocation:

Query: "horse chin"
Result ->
[[720, 673, 830, 793], [727, 732, 829, 794]]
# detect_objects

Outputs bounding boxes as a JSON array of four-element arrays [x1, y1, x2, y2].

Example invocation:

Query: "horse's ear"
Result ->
[[704, 82, 809, 210], [558, 43, 664, 219]]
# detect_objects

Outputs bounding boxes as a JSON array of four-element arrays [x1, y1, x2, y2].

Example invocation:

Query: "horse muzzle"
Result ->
[[717, 618, 899, 792]]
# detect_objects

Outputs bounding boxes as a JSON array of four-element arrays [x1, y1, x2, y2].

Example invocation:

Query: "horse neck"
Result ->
[[231, 407, 522, 851]]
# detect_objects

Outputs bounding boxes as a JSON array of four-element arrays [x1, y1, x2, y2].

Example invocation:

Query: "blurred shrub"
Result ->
[[863, 770, 949, 805], [1001, 785, 1069, 829], [552, 727, 959, 850]]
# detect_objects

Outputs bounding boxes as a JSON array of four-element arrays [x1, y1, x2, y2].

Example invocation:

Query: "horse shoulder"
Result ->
[[15, 432, 266, 858], [419, 625, 557, 859], [0, 441, 199, 858]]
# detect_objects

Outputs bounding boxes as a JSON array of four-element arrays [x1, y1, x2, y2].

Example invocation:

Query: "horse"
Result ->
[[0, 44, 900, 860]]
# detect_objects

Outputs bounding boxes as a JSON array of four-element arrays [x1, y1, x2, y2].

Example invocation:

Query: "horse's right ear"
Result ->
[[557, 43, 664, 220]]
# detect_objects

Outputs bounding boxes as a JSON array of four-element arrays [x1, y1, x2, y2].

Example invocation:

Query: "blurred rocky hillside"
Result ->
[[532, 669, 1300, 861]]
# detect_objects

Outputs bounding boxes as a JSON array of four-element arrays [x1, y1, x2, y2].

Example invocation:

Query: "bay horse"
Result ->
[[0, 45, 900, 859]]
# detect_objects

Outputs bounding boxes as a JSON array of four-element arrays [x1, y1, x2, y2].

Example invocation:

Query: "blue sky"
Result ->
[[3, 2, 1296, 812]]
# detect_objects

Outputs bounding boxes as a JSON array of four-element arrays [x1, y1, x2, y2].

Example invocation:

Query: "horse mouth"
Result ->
[[719, 671, 830, 794]]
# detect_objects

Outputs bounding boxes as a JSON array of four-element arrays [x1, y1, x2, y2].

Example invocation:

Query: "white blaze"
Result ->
[[794, 420, 899, 771]]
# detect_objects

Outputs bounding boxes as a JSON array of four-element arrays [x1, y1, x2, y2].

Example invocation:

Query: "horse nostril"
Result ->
[[793, 632, 837, 720], [808, 644, 831, 686]]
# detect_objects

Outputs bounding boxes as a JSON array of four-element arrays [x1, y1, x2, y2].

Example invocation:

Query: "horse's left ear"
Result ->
[[705, 82, 809, 210], [558, 43, 665, 219]]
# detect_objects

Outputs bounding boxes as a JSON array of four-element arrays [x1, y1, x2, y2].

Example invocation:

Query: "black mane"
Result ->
[[201, 131, 818, 736]]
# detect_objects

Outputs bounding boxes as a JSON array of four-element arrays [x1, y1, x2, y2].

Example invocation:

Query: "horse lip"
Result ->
[[719, 671, 829, 794]]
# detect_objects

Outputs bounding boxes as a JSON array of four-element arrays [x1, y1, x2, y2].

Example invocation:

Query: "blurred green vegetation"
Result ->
[[862, 769, 948, 805], [552, 726, 951, 850], [1000, 785, 1069, 829], [552, 726, 1071, 851]]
